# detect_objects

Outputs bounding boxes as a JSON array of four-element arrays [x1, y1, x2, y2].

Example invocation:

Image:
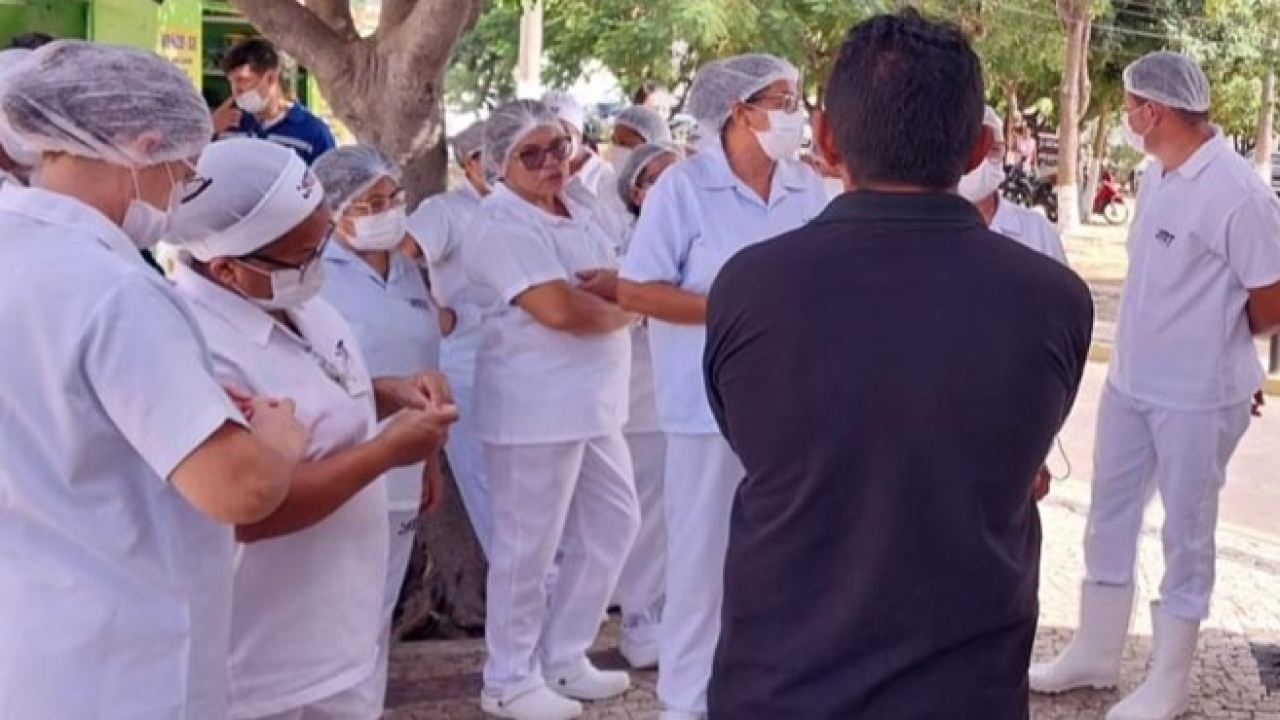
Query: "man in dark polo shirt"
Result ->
[[703, 9, 1093, 720], [212, 39, 335, 165]]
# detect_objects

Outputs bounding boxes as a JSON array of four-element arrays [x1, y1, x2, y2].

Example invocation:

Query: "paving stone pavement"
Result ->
[[386, 465, 1280, 720]]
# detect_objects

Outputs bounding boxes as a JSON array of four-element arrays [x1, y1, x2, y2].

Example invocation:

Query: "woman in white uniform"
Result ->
[[0, 48, 37, 187], [617, 54, 830, 720], [0, 42, 307, 719], [610, 142, 684, 670], [167, 138, 458, 720], [406, 120, 495, 556], [463, 99, 641, 720], [313, 144, 446, 710]]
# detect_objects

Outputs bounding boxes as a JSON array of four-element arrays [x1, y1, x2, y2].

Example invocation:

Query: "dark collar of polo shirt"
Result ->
[[813, 189, 989, 230]]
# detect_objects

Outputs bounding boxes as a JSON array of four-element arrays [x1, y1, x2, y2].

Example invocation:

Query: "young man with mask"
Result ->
[[960, 105, 1067, 265], [1030, 51, 1280, 720], [702, 11, 1093, 718], [213, 38, 335, 166]]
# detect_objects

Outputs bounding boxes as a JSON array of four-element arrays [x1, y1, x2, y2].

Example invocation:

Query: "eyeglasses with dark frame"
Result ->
[[514, 136, 573, 171], [242, 229, 332, 273], [347, 187, 406, 216], [744, 92, 802, 114]]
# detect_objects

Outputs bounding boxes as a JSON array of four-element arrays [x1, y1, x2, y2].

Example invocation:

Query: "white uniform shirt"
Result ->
[[619, 143, 830, 434], [991, 199, 1069, 265], [618, 219, 661, 435], [321, 240, 441, 512], [0, 186, 241, 719], [1110, 133, 1280, 409], [408, 183, 486, 383], [462, 183, 631, 445], [568, 153, 630, 242], [172, 260, 389, 717]]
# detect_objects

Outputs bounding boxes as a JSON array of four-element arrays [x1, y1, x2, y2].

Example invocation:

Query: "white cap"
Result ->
[[686, 54, 799, 130], [543, 90, 586, 132], [1123, 51, 1211, 113], [169, 138, 324, 261]]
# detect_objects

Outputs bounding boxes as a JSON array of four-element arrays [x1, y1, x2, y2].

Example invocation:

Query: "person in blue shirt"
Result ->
[[212, 38, 335, 165]]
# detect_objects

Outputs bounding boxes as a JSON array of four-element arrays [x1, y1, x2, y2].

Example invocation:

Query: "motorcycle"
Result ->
[[1000, 166, 1058, 223], [1092, 174, 1129, 225]]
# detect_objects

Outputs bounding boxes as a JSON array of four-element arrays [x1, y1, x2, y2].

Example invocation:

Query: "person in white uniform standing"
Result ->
[[1030, 52, 1280, 720], [406, 120, 495, 557], [617, 54, 829, 720], [610, 142, 685, 671], [0, 41, 308, 720], [0, 48, 37, 187], [313, 144, 447, 711], [959, 105, 1068, 265], [608, 105, 674, 174], [463, 99, 640, 720], [167, 138, 458, 720], [544, 90, 628, 236]]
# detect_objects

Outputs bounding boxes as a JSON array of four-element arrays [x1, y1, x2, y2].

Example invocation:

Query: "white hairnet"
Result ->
[[0, 49, 37, 166], [687, 54, 799, 130], [983, 105, 1004, 140], [451, 120, 486, 162], [614, 105, 672, 144], [483, 99, 564, 180], [312, 145, 400, 216], [0, 40, 212, 169], [169, 138, 324, 261], [1123, 51, 1211, 113], [543, 90, 586, 132], [616, 142, 682, 210]]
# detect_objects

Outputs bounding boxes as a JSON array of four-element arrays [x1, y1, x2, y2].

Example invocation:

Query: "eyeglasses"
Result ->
[[746, 92, 802, 114], [347, 187, 406, 216], [242, 231, 331, 273], [515, 136, 573, 171]]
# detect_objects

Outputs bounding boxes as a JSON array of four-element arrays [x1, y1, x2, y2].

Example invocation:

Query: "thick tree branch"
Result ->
[[380, 0, 482, 68], [306, 0, 360, 42], [230, 0, 347, 78]]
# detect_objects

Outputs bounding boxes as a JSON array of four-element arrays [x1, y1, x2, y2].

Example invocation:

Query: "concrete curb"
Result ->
[[1087, 342, 1280, 396]]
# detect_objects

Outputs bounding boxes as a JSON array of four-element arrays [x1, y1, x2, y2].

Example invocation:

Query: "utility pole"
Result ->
[[515, 0, 543, 99]]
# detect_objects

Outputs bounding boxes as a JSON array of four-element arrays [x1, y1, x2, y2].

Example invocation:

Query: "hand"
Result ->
[[247, 396, 310, 466], [438, 307, 458, 337], [1033, 466, 1052, 503], [376, 405, 459, 468], [211, 98, 242, 134], [419, 459, 444, 515], [1252, 390, 1266, 417], [577, 268, 620, 302], [378, 372, 455, 413]]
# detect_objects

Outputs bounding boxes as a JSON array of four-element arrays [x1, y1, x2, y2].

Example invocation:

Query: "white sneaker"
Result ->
[[1030, 582, 1135, 693], [619, 638, 659, 670], [1106, 603, 1199, 720], [480, 684, 583, 720], [545, 662, 631, 701]]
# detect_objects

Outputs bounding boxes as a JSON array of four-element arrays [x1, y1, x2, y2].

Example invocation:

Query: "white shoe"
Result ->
[[480, 684, 583, 720], [658, 711, 706, 720], [1106, 604, 1199, 720], [545, 661, 631, 701], [1030, 582, 1135, 693], [619, 638, 659, 670]]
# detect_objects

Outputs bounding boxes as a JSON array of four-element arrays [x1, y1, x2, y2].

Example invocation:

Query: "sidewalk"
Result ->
[[385, 433, 1280, 719]]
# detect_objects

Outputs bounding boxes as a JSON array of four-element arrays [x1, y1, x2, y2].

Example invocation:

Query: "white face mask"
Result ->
[[608, 145, 635, 172], [235, 88, 270, 114], [754, 109, 807, 162], [236, 259, 325, 311], [348, 207, 407, 251], [958, 159, 1006, 203], [1122, 111, 1147, 154], [121, 167, 181, 250]]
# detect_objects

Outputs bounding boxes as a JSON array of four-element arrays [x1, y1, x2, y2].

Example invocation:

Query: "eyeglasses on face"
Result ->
[[745, 92, 802, 114], [347, 187, 406, 216], [242, 230, 332, 273], [514, 136, 573, 171]]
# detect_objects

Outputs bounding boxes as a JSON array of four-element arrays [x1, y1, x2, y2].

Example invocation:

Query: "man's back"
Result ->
[[704, 191, 1093, 719]]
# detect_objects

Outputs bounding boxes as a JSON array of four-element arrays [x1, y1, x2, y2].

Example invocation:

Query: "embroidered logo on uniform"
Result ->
[[409, 298, 432, 311], [1156, 229, 1176, 246], [298, 170, 319, 200]]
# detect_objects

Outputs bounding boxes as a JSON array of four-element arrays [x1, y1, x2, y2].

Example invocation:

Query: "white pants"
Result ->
[[482, 434, 640, 691], [616, 431, 668, 644], [658, 433, 744, 716], [246, 679, 381, 720], [1084, 384, 1250, 621], [443, 375, 493, 558], [356, 509, 420, 719]]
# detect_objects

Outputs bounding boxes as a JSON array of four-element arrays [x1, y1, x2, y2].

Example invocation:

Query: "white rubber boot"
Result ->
[[480, 683, 583, 720], [1106, 604, 1199, 720], [1030, 582, 1135, 693]]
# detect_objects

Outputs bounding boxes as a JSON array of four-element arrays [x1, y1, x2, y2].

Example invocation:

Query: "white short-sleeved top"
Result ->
[[1110, 133, 1280, 409], [408, 183, 487, 382], [462, 183, 631, 444], [568, 153, 630, 243], [0, 186, 241, 719], [991, 199, 1069, 265], [321, 240, 441, 512], [617, 219, 661, 434], [619, 143, 830, 434], [172, 260, 389, 717]]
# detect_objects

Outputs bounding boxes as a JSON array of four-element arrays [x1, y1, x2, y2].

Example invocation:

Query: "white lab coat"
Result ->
[[173, 260, 388, 719], [0, 186, 242, 719], [990, 198, 1069, 265]]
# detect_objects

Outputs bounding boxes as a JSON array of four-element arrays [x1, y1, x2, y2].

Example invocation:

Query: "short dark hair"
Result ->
[[220, 38, 280, 75], [825, 9, 985, 189], [8, 32, 54, 50], [1170, 108, 1211, 126]]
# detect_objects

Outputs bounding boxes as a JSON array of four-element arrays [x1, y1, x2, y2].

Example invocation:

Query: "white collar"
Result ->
[[0, 184, 145, 265], [172, 252, 302, 348]]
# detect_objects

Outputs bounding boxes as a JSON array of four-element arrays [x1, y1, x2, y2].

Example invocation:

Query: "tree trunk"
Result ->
[[1081, 102, 1111, 224], [1255, 61, 1275, 183], [232, 0, 488, 630], [1003, 82, 1021, 152], [1055, 0, 1090, 232]]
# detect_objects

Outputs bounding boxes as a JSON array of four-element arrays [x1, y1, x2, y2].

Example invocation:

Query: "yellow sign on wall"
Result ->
[[158, 0, 203, 88]]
